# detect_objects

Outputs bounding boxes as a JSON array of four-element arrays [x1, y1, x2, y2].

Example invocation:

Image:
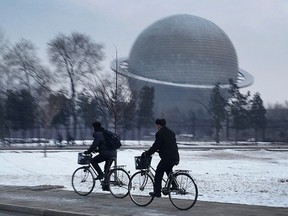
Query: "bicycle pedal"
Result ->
[[161, 188, 169, 195]]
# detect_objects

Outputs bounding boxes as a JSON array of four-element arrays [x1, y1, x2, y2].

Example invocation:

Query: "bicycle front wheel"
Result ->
[[128, 171, 154, 206], [107, 168, 130, 198], [71, 166, 95, 196], [169, 172, 198, 210]]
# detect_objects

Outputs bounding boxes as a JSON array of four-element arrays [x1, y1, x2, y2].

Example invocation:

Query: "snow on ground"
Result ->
[[0, 141, 287, 208]]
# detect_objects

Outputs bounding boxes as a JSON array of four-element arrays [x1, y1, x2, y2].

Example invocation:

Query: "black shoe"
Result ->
[[102, 185, 109, 191], [95, 174, 104, 180], [161, 188, 169, 195], [149, 192, 161, 197]]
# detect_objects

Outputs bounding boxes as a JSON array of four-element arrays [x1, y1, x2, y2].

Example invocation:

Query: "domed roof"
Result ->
[[128, 14, 238, 85]]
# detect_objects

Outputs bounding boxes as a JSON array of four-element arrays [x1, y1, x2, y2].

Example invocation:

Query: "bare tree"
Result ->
[[2, 38, 52, 92], [0, 29, 9, 55], [0, 30, 12, 140], [0, 38, 53, 139], [47, 32, 104, 138], [0, 29, 10, 94], [89, 73, 135, 134]]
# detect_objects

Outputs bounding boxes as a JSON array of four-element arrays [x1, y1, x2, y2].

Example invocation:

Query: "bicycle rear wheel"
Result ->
[[72, 166, 95, 196], [128, 171, 154, 206], [107, 168, 130, 198], [168, 172, 198, 210]]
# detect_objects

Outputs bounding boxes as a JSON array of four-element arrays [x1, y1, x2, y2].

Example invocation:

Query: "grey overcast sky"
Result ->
[[1, 0, 287, 106]]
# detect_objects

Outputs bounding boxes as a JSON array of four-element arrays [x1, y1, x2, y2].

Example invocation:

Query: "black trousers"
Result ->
[[91, 154, 112, 176], [154, 160, 176, 195]]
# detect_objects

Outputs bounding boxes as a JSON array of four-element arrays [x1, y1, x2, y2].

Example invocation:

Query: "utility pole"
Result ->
[[114, 47, 118, 134], [114, 46, 119, 168]]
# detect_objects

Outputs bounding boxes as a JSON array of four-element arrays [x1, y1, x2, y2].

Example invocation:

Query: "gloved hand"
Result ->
[[141, 151, 147, 158]]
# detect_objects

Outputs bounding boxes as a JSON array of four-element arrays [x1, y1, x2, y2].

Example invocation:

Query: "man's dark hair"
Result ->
[[92, 121, 101, 130], [155, 118, 166, 127]]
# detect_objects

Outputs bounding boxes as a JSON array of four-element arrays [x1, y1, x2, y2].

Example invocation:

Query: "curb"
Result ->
[[0, 203, 97, 216]]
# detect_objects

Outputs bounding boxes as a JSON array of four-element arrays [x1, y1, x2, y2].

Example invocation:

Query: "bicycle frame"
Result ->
[[128, 157, 198, 210], [142, 165, 191, 195], [82, 164, 97, 178], [78, 160, 115, 182], [146, 165, 177, 185], [84, 153, 117, 180], [73, 154, 130, 198]]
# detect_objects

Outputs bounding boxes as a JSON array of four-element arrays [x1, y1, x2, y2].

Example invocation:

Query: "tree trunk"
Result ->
[[216, 126, 220, 144], [235, 129, 238, 144], [255, 128, 259, 143]]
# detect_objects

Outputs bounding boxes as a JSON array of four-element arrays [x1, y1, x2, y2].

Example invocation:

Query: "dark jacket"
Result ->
[[146, 126, 179, 164], [87, 128, 116, 158]]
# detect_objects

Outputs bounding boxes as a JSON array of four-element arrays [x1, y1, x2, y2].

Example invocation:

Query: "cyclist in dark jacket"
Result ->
[[142, 118, 180, 197], [84, 122, 116, 180]]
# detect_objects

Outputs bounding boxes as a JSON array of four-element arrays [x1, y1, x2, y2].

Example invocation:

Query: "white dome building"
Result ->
[[112, 14, 253, 118]]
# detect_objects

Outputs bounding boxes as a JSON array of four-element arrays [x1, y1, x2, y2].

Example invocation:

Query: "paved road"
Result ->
[[0, 185, 287, 216]]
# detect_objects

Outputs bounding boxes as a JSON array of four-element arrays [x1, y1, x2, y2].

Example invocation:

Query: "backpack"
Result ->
[[103, 130, 122, 150]]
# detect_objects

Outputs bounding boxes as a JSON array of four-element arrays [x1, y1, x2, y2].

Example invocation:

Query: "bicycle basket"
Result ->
[[78, 153, 91, 165], [134, 156, 152, 170]]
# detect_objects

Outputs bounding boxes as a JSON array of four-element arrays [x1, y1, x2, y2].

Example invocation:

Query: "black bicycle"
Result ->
[[72, 152, 130, 198], [128, 155, 198, 210]]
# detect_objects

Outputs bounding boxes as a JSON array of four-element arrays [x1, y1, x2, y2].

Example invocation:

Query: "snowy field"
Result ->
[[0, 141, 287, 208]]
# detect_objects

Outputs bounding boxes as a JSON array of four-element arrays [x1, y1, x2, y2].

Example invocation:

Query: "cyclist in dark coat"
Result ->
[[84, 122, 116, 180], [142, 118, 180, 197]]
